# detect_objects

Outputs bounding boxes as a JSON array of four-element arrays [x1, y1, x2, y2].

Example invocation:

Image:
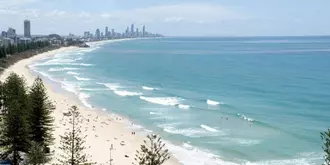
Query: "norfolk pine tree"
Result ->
[[28, 77, 55, 154], [134, 134, 170, 165], [27, 141, 51, 165], [321, 129, 330, 165], [57, 105, 89, 165], [0, 73, 30, 165]]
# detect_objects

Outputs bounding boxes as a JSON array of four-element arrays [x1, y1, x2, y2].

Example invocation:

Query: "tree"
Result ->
[[57, 106, 89, 165], [0, 73, 30, 165], [321, 129, 330, 165], [134, 134, 170, 165], [27, 141, 51, 165], [28, 77, 55, 156]]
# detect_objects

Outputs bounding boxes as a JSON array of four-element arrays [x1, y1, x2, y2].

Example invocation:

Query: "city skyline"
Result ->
[[0, 0, 329, 36]]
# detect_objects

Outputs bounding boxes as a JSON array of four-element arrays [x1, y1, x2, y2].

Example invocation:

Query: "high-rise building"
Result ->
[[101, 32, 104, 38], [112, 29, 115, 37], [7, 27, 16, 38], [84, 31, 90, 38], [24, 20, 31, 38], [95, 29, 100, 39], [1, 31, 7, 38], [142, 25, 146, 37], [136, 28, 139, 37], [105, 26, 109, 37], [130, 24, 134, 36], [125, 27, 129, 37]]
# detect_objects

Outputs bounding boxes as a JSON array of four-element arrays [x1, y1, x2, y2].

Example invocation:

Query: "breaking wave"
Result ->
[[113, 90, 142, 97], [200, 124, 218, 132], [237, 113, 255, 122], [139, 96, 181, 106], [78, 93, 93, 109], [207, 99, 220, 106], [48, 67, 80, 72], [178, 104, 190, 109], [67, 71, 80, 75], [142, 86, 156, 91], [97, 82, 121, 91], [74, 76, 91, 81]]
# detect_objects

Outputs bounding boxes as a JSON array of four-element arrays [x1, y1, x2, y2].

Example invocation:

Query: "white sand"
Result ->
[[0, 46, 181, 165]]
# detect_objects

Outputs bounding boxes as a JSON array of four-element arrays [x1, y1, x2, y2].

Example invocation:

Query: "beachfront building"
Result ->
[[24, 20, 31, 38], [112, 29, 115, 38], [19, 37, 31, 44]]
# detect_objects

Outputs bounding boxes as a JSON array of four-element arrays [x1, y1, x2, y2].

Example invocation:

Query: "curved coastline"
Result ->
[[0, 40, 182, 165]]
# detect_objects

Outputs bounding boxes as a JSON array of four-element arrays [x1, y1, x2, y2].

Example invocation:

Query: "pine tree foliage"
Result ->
[[57, 106, 89, 165], [27, 141, 51, 165], [0, 73, 30, 165], [134, 134, 170, 165], [321, 129, 330, 165], [28, 77, 55, 150]]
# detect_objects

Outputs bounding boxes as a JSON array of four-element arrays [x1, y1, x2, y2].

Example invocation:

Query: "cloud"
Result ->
[[0, 0, 39, 7], [100, 13, 114, 19], [163, 17, 185, 23]]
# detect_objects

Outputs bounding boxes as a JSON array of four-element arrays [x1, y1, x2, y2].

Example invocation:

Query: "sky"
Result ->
[[0, 0, 329, 36]]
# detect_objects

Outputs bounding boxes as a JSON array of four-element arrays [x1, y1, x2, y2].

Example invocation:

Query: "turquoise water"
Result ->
[[30, 37, 330, 165]]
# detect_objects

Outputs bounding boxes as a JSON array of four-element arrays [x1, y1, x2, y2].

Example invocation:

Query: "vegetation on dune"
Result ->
[[321, 129, 330, 165], [57, 106, 90, 165], [134, 134, 170, 165]]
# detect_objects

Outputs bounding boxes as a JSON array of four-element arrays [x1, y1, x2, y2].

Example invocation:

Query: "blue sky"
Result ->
[[0, 0, 329, 36]]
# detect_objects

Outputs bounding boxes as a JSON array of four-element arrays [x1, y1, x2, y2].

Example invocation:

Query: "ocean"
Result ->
[[29, 36, 330, 165]]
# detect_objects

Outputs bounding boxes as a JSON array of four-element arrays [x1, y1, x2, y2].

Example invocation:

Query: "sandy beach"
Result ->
[[0, 45, 181, 165]]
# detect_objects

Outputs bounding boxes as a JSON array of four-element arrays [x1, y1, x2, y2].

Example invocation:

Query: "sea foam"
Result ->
[[140, 96, 181, 106], [200, 124, 218, 132], [237, 113, 255, 122], [207, 99, 220, 106], [178, 104, 190, 109], [97, 83, 121, 91], [48, 67, 80, 72], [67, 71, 80, 75], [78, 93, 93, 109], [142, 86, 155, 91], [74, 76, 91, 81], [113, 90, 142, 97]]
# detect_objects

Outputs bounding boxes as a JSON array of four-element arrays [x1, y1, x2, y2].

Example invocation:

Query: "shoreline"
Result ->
[[0, 42, 181, 164]]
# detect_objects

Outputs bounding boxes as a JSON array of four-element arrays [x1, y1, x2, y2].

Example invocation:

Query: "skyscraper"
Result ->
[[112, 29, 115, 38], [142, 25, 146, 37], [131, 24, 134, 36], [95, 29, 100, 39], [136, 28, 139, 37], [24, 20, 31, 38], [105, 26, 108, 37]]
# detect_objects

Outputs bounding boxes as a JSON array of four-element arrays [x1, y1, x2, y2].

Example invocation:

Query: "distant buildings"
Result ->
[[84, 31, 90, 38], [105, 26, 109, 38], [131, 24, 134, 36], [95, 29, 100, 39], [136, 28, 139, 37], [24, 20, 31, 38], [142, 25, 145, 37], [7, 28, 16, 38], [80, 24, 163, 42]]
